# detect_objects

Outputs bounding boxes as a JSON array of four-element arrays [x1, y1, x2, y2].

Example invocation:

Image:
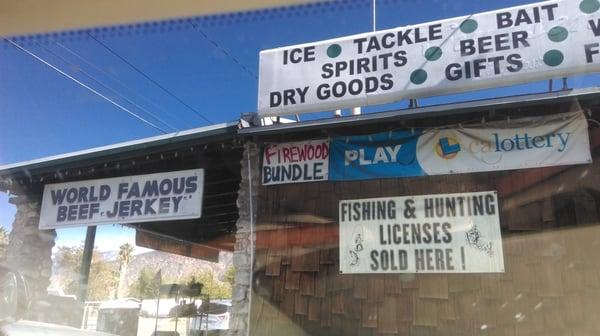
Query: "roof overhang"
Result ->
[[0, 121, 238, 183], [239, 87, 600, 136]]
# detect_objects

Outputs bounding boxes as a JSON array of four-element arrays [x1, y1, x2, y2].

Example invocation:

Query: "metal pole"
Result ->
[[174, 291, 179, 333], [78, 226, 96, 303], [154, 295, 160, 334], [372, 0, 377, 32]]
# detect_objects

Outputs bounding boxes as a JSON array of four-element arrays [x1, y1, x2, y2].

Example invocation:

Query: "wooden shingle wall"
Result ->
[[251, 161, 600, 336]]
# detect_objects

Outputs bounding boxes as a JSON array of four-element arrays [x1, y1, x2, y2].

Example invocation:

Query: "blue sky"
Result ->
[[0, 0, 598, 251]]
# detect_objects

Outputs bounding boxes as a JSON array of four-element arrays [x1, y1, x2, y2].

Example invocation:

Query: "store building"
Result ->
[[1, 87, 598, 336], [240, 88, 600, 336], [1, 1, 600, 335], [0, 122, 253, 330]]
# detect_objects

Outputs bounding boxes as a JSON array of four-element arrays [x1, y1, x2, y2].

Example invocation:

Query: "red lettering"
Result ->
[[322, 143, 329, 159], [264, 145, 277, 164], [298, 145, 307, 161], [282, 148, 291, 162], [307, 145, 315, 160]]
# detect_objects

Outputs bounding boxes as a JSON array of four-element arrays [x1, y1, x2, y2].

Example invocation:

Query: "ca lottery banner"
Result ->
[[330, 112, 591, 180], [39, 169, 204, 229], [259, 0, 600, 116], [262, 139, 330, 185], [339, 191, 504, 274]]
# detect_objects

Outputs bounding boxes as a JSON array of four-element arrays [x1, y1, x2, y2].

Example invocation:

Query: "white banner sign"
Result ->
[[259, 0, 600, 116], [339, 191, 504, 274], [415, 111, 592, 175], [262, 139, 329, 185], [40, 169, 204, 230]]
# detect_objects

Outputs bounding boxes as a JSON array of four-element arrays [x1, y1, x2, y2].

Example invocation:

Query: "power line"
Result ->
[[188, 21, 258, 80], [53, 40, 190, 128], [39, 42, 179, 132], [86, 32, 213, 124], [4, 38, 168, 134]]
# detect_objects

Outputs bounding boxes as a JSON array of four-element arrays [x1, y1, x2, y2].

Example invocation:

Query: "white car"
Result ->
[[188, 300, 231, 335]]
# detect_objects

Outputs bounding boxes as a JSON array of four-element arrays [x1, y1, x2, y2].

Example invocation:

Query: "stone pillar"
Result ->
[[228, 142, 259, 336], [4, 195, 56, 303]]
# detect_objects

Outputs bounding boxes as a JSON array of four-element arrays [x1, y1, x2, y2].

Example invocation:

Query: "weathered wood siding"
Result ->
[[251, 158, 600, 336]]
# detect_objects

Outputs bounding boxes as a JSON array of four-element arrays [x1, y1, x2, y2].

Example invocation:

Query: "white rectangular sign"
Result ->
[[413, 111, 592, 176], [339, 191, 504, 274], [262, 139, 329, 185], [39, 169, 204, 230], [259, 0, 600, 116]]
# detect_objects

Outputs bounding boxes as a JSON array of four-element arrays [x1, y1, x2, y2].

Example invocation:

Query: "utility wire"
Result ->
[[39, 43, 179, 132], [53, 40, 190, 128], [86, 32, 213, 124], [4, 38, 168, 134], [188, 21, 258, 80]]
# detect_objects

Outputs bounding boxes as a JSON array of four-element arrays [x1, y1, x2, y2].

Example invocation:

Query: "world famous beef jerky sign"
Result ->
[[39, 169, 203, 229], [339, 191, 504, 274], [258, 0, 600, 116]]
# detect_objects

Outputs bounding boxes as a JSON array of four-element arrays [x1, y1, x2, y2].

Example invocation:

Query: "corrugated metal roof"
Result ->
[[239, 87, 600, 135], [2, 87, 599, 179], [0, 121, 238, 178]]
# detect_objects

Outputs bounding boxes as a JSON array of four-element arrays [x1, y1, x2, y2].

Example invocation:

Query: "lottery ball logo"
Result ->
[[435, 135, 461, 159]]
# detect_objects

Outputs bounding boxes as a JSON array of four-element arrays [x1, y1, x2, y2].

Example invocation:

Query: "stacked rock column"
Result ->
[[227, 142, 259, 336], [4, 195, 56, 303]]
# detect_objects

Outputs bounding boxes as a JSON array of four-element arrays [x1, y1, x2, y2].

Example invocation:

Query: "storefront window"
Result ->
[[1, 1, 600, 336]]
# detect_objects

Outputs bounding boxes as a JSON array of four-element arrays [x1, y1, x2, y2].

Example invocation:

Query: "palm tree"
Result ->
[[116, 243, 134, 298]]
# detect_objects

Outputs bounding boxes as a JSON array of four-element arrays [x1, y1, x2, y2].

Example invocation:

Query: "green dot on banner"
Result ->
[[327, 44, 342, 58], [580, 0, 600, 13], [410, 69, 428, 85], [425, 47, 443, 61], [460, 19, 478, 34], [548, 26, 568, 42], [543, 50, 564, 67]]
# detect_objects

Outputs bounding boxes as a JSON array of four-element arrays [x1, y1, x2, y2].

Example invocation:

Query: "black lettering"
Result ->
[[507, 54, 523, 72], [57, 206, 67, 222], [585, 43, 600, 63], [442, 222, 452, 243], [393, 50, 407, 67], [354, 37, 367, 54], [118, 200, 131, 217], [446, 63, 462, 81], [370, 250, 380, 271], [424, 198, 434, 218], [185, 176, 198, 193], [460, 39, 476, 56], [77, 187, 89, 203], [497, 12, 512, 29], [380, 74, 393, 90], [51, 189, 68, 205], [158, 197, 170, 214], [130, 200, 143, 216]]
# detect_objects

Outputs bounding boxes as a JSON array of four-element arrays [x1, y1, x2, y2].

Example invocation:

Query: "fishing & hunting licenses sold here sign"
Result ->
[[258, 0, 600, 116], [39, 169, 204, 229], [339, 191, 504, 274]]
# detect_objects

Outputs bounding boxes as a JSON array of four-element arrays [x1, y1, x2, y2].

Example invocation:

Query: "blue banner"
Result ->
[[328, 112, 590, 182], [329, 130, 424, 181]]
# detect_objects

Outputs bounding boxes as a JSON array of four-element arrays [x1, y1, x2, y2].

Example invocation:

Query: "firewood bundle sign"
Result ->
[[258, 0, 600, 116], [39, 169, 204, 229], [339, 191, 504, 274]]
